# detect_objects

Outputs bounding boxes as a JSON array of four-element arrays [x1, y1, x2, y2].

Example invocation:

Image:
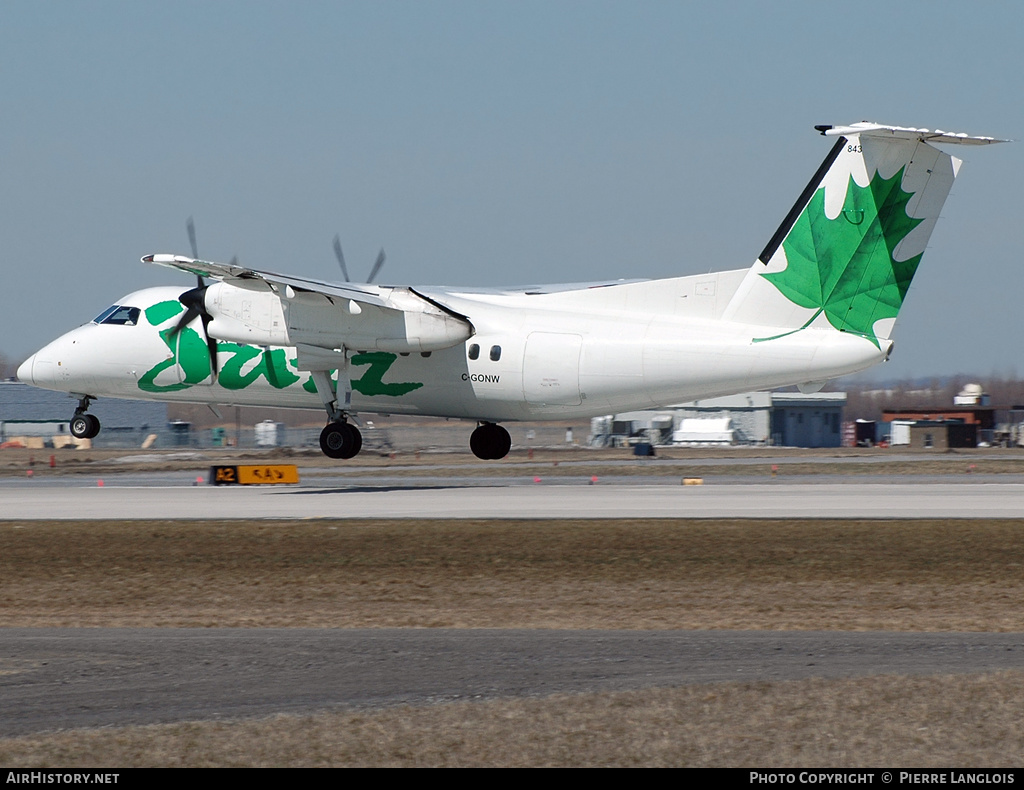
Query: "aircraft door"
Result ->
[[522, 332, 583, 406]]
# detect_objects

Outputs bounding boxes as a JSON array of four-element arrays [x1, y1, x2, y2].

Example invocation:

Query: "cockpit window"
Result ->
[[92, 306, 119, 324], [93, 305, 141, 326]]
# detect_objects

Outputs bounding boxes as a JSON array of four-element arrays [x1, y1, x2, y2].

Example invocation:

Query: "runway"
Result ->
[[2, 479, 1023, 519], [3, 628, 1024, 736]]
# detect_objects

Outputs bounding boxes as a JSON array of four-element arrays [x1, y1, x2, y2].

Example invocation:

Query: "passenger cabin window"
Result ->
[[93, 305, 140, 326], [468, 344, 480, 360], [489, 345, 501, 361]]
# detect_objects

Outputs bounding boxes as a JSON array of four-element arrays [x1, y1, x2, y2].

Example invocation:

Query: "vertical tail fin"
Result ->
[[723, 123, 1004, 348]]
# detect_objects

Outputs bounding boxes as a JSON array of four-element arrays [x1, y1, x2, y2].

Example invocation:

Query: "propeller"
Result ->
[[169, 217, 218, 381], [170, 283, 218, 380], [333, 234, 386, 283]]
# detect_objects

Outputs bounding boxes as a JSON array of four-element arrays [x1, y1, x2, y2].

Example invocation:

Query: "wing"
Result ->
[[143, 254, 474, 356], [144, 254, 394, 306]]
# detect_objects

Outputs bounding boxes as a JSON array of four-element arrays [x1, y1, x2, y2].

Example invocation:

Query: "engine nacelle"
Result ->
[[205, 281, 290, 346], [203, 281, 474, 353]]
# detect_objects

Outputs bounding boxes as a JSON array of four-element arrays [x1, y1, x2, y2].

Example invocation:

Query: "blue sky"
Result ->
[[2, 1, 1020, 381]]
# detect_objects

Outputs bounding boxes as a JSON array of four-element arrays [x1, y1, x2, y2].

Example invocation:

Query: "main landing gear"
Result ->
[[309, 365, 364, 461], [69, 396, 101, 440], [320, 421, 362, 460], [470, 422, 511, 460]]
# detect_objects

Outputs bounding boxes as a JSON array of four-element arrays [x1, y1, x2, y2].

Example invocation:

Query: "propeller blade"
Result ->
[[169, 285, 206, 337], [169, 305, 200, 338], [187, 216, 199, 260], [186, 217, 204, 288], [202, 315, 219, 382], [177, 284, 207, 316], [333, 235, 350, 282], [367, 248, 386, 284]]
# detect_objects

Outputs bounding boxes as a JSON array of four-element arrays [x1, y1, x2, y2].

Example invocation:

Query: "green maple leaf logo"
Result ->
[[759, 167, 923, 348]]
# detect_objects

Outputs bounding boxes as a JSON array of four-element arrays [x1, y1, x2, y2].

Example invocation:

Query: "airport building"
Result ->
[[876, 384, 1024, 448], [589, 390, 847, 448]]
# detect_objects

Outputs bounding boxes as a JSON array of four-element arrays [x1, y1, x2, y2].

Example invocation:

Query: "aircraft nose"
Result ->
[[16, 340, 61, 388], [16, 353, 37, 385], [16, 327, 100, 393]]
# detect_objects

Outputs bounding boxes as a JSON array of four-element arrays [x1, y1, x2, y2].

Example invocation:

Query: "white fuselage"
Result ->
[[19, 268, 887, 422]]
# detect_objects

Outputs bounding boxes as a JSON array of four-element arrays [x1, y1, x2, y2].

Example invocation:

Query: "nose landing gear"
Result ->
[[70, 413, 101, 440], [69, 396, 101, 440]]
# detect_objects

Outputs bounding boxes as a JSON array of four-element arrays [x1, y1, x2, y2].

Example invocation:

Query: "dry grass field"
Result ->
[[3, 672, 1024, 767], [3, 509, 1024, 765], [3, 518, 1024, 631]]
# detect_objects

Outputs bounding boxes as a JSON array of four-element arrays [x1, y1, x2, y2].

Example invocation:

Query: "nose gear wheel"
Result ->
[[70, 413, 101, 440]]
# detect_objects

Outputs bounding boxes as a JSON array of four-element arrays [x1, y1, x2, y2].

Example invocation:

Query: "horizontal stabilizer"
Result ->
[[815, 122, 1009, 145]]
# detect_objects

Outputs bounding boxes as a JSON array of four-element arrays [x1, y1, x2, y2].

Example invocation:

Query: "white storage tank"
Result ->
[[255, 420, 284, 447]]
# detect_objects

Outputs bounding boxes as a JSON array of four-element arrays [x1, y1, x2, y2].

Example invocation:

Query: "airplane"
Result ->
[[17, 122, 1004, 460]]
